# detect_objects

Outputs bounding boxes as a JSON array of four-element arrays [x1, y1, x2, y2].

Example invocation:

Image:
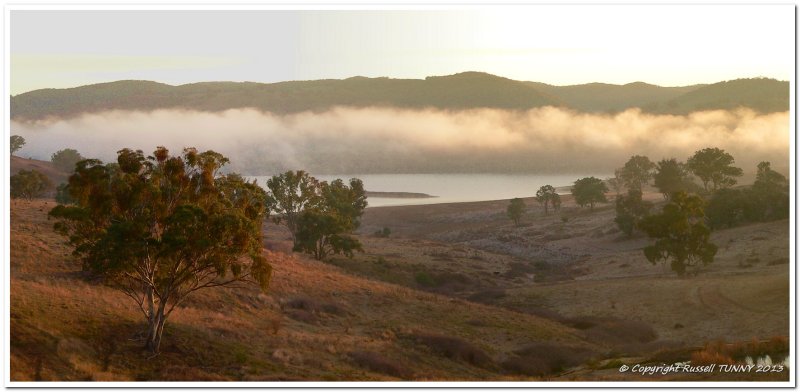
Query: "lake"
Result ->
[[249, 173, 610, 208]]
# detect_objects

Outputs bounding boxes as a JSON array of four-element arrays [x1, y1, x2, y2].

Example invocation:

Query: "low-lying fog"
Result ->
[[12, 106, 790, 178]]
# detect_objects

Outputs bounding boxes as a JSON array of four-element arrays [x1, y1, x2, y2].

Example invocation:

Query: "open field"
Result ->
[[9, 186, 790, 381]]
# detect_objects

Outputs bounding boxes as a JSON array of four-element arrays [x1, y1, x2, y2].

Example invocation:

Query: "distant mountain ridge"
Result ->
[[10, 72, 789, 121]]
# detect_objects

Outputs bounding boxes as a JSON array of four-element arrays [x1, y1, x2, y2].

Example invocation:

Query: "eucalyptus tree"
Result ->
[[49, 147, 272, 353]]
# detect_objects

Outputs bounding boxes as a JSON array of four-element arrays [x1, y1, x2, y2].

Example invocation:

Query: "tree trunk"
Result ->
[[145, 299, 167, 353]]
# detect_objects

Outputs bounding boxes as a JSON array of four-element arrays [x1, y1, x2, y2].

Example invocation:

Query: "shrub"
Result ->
[[407, 332, 493, 369], [349, 351, 413, 379], [502, 342, 593, 376], [54, 183, 75, 204], [10, 169, 52, 200], [374, 227, 391, 238], [507, 198, 526, 226], [466, 289, 507, 303], [414, 271, 436, 287], [614, 189, 652, 236]]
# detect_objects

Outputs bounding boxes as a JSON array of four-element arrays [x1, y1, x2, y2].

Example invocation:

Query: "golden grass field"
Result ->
[[8, 161, 790, 382]]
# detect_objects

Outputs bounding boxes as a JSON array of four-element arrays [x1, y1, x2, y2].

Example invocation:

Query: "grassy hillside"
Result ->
[[10, 72, 561, 121], [10, 186, 789, 381], [645, 78, 790, 115], [528, 82, 704, 113], [11, 156, 70, 185], [10, 73, 788, 122], [11, 199, 604, 381]]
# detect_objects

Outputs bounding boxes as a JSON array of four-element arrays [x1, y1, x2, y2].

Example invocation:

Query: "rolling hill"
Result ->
[[644, 78, 790, 115], [10, 73, 789, 122], [527, 81, 705, 113]]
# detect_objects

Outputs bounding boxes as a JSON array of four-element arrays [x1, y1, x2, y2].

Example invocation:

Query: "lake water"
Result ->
[[249, 173, 610, 208]]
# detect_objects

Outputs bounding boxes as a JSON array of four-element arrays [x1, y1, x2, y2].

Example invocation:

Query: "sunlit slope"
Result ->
[[10, 199, 593, 381], [527, 81, 704, 113], [645, 78, 789, 115]]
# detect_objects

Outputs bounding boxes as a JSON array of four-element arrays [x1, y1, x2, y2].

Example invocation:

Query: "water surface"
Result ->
[[250, 173, 610, 208]]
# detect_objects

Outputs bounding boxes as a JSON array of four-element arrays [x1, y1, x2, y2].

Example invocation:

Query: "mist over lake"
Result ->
[[250, 173, 610, 207]]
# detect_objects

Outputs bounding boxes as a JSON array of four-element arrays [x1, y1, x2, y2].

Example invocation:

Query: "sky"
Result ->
[[9, 5, 795, 95]]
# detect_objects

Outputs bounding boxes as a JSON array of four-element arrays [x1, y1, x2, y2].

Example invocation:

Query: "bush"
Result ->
[[349, 351, 413, 379], [414, 271, 436, 287], [502, 342, 593, 376], [407, 332, 493, 369], [284, 296, 345, 316], [563, 316, 657, 356], [373, 227, 391, 238], [10, 169, 52, 200], [55, 183, 74, 204], [614, 189, 652, 236]]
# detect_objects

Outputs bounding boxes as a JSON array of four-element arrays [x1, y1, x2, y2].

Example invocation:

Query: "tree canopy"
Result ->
[[614, 189, 653, 237], [294, 178, 367, 260], [653, 158, 696, 200], [507, 198, 526, 226], [686, 147, 743, 192], [534, 185, 559, 215], [51, 148, 85, 173], [618, 155, 655, 191], [571, 177, 608, 210], [10, 135, 25, 155], [266, 170, 320, 247], [49, 147, 272, 353], [10, 169, 52, 200], [706, 161, 789, 228], [639, 191, 717, 276]]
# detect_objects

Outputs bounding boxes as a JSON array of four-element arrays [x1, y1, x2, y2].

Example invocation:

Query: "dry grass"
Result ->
[[10, 199, 590, 381], [691, 336, 790, 365]]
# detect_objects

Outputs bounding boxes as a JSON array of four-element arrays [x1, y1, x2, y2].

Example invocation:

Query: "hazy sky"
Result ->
[[10, 5, 794, 95]]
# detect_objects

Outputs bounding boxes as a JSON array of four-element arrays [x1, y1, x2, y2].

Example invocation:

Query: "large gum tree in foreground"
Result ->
[[49, 147, 272, 353]]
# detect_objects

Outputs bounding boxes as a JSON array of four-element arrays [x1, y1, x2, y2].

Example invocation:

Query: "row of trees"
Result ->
[[506, 175, 610, 225], [610, 148, 745, 198], [45, 147, 367, 353]]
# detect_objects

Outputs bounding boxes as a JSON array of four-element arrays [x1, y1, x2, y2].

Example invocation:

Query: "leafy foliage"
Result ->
[[55, 183, 75, 205], [507, 198, 526, 226], [639, 192, 718, 276], [653, 158, 697, 200], [10, 169, 52, 200], [606, 169, 624, 194], [686, 147, 743, 192], [535, 185, 560, 215], [10, 135, 25, 155], [614, 189, 653, 236], [48, 147, 272, 353], [618, 155, 655, 191], [51, 148, 85, 173], [751, 161, 789, 221], [571, 177, 608, 210], [266, 170, 320, 246], [706, 161, 788, 229], [294, 178, 367, 260]]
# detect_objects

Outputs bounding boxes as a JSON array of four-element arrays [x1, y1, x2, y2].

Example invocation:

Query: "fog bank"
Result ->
[[12, 106, 790, 177]]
